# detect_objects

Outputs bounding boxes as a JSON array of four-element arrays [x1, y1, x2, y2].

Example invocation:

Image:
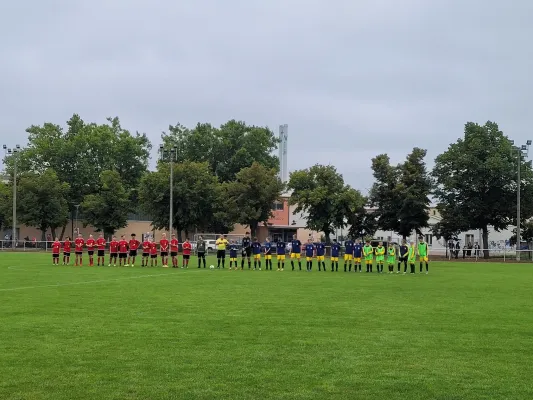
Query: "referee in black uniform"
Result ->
[[241, 232, 252, 270], [398, 239, 409, 273]]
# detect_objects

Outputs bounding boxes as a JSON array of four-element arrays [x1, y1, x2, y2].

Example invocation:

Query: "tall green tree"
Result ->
[[162, 120, 279, 182], [226, 162, 284, 237], [3, 114, 151, 238], [433, 121, 533, 258], [347, 207, 378, 241], [81, 170, 131, 237], [16, 169, 70, 239], [509, 221, 533, 247], [0, 181, 9, 233], [370, 148, 431, 239], [138, 161, 221, 241], [288, 164, 350, 243]]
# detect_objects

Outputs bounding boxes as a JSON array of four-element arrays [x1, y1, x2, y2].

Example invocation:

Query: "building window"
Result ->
[[432, 210, 436, 215], [465, 234, 474, 245], [424, 234, 433, 245], [272, 202, 284, 211]]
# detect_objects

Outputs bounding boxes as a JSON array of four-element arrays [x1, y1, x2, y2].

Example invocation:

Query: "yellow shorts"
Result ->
[[317, 255, 324, 261], [230, 258, 237, 262], [419, 256, 428, 262], [290, 253, 301, 259], [366, 259, 373, 264], [254, 254, 261, 260], [331, 257, 338, 262], [344, 254, 353, 261], [265, 255, 272, 260], [306, 257, 313, 262], [277, 255, 285, 261], [354, 257, 361, 263]]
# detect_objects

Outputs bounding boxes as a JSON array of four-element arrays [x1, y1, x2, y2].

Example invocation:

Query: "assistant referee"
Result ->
[[216, 235, 229, 269]]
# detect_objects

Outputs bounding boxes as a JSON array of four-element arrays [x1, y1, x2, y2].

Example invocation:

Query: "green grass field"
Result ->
[[1, 253, 532, 400]]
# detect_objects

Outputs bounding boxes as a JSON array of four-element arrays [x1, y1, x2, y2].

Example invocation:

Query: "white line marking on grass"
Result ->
[[0, 273, 175, 292]]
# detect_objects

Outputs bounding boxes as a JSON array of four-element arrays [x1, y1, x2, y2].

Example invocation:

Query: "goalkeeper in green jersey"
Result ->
[[418, 237, 429, 274], [363, 240, 374, 272], [408, 242, 416, 274], [387, 244, 396, 273], [374, 241, 385, 273]]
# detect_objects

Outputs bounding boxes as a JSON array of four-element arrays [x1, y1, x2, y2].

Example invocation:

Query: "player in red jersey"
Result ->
[[149, 238, 158, 267], [182, 237, 192, 269], [63, 236, 72, 265], [52, 237, 61, 265], [127, 233, 140, 267], [96, 233, 106, 266], [109, 236, 119, 266], [170, 234, 179, 268], [160, 233, 169, 267], [118, 235, 129, 267], [86, 234, 96, 266], [74, 234, 85, 266], [141, 236, 151, 267]]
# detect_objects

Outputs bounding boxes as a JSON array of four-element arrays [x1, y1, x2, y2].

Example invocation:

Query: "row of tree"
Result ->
[[1, 117, 532, 258]]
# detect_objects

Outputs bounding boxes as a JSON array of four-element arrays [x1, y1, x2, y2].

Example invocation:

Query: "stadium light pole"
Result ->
[[510, 139, 531, 261], [3, 144, 21, 250], [159, 145, 178, 235]]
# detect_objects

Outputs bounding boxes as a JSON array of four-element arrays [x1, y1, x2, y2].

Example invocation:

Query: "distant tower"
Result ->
[[279, 124, 288, 183]]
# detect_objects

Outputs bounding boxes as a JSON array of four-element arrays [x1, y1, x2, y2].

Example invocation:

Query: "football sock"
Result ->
[[217, 259, 221, 268], [291, 261, 294, 270], [298, 262, 302, 270], [420, 263, 423, 272], [426, 262, 429, 272], [222, 259, 225, 268]]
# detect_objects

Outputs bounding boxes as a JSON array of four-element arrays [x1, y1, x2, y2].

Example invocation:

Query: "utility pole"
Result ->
[[160, 145, 178, 235], [510, 140, 531, 261], [3, 144, 21, 250], [12, 150, 17, 250]]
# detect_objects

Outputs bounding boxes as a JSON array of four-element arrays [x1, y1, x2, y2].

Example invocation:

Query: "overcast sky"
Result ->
[[1, 0, 533, 192]]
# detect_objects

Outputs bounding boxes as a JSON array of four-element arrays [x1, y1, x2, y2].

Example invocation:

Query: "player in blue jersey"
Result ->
[[276, 240, 286, 271], [290, 235, 302, 271], [353, 239, 363, 272], [263, 237, 273, 270], [251, 237, 262, 270], [331, 239, 341, 272], [315, 240, 326, 271], [241, 232, 252, 270], [229, 240, 238, 270], [305, 239, 315, 272], [344, 238, 354, 272]]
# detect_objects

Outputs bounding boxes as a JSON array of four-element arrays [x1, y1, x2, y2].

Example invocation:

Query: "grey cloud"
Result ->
[[1, 0, 533, 191]]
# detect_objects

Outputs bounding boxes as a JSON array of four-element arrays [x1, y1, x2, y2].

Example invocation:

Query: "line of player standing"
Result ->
[[50, 233, 193, 268], [214, 233, 430, 274]]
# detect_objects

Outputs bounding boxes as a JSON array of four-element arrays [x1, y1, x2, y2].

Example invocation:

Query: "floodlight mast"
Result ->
[[3, 143, 21, 250], [159, 145, 178, 235], [512, 140, 531, 261]]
